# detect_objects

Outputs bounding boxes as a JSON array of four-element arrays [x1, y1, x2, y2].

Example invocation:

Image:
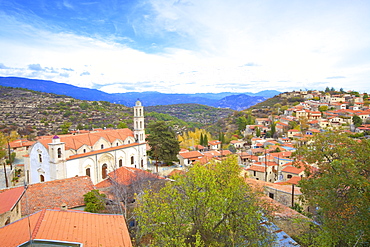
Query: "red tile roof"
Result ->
[[246, 165, 267, 173], [38, 128, 134, 151], [20, 176, 94, 215], [179, 150, 203, 159], [282, 166, 305, 174], [67, 142, 142, 160], [0, 186, 25, 215], [95, 166, 162, 189], [0, 209, 132, 246]]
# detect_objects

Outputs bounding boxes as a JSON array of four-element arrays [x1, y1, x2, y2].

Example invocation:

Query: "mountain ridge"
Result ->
[[0, 76, 280, 110]]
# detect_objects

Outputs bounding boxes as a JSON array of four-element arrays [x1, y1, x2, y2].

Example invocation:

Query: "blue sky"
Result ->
[[0, 0, 369, 94]]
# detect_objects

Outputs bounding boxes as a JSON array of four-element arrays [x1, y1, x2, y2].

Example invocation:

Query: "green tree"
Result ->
[[294, 132, 370, 246], [200, 133, 204, 146], [117, 122, 128, 129], [270, 121, 276, 138], [203, 134, 208, 147], [255, 126, 261, 137], [83, 189, 106, 213], [318, 105, 328, 113], [352, 115, 362, 127], [236, 116, 247, 131], [134, 156, 274, 246], [147, 121, 180, 165]]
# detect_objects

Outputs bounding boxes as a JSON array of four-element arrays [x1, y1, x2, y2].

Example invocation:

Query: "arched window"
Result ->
[[102, 164, 107, 179], [83, 149, 86, 153], [101, 144, 104, 149], [139, 109, 142, 116], [131, 156, 134, 165], [57, 148, 62, 158], [86, 168, 91, 177], [140, 121, 142, 129], [116, 142, 119, 146], [38, 154, 42, 163], [119, 159, 123, 167], [40, 174, 45, 182], [287, 174, 293, 179], [5, 218, 10, 226]]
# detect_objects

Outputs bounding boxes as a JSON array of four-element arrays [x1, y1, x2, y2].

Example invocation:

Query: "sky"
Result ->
[[0, 0, 369, 94]]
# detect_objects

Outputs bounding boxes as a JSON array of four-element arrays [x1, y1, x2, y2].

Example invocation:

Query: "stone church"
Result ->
[[25, 100, 147, 185]]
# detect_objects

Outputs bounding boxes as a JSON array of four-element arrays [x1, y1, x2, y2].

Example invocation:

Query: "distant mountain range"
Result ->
[[0, 77, 280, 110]]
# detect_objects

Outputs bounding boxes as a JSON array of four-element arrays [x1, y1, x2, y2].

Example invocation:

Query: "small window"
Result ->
[[141, 159, 144, 168], [101, 144, 104, 149], [83, 149, 86, 153], [39, 154, 42, 163], [116, 142, 119, 146], [40, 174, 45, 182], [269, 193, 274, 199], [287, 174, 293, 179], [131, 156, 134, 165], [253, 171, 256, 176], [119, 159, 123, 167], [5, 218, 10, 225], [57, 148, 62, 158], [86, 168, 91, 177]]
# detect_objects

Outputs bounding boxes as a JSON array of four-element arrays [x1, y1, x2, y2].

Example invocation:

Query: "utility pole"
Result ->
[[3, 162, 9, 188], [291, 184, 295, 207], [264, 149, 267, 182]]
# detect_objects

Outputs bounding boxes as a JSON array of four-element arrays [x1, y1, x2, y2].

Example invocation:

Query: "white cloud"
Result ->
[[0, 0, 370, 93]]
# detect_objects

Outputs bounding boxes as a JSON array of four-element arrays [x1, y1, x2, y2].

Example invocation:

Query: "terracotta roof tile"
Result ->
[[0, 186, 25, 214], [179, 150, 203, 159], [38, 128, 134, 151], [20, 176, 94, 216], [96, 166, 162, 189], [0, 209, 132, 246]]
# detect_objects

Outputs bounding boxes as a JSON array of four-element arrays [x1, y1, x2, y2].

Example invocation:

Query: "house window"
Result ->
[[287, 174, 293, 179], [101, 144, 104, 149], [57, 148, 62, 158], [39, 154, 42, 163], [268, 193, 274, 199], [102, 164, 107, 179], [253, 171, 256, 176], [116, 142, 119, 146], [141, 159, 143, 168], [5, 218, 10, 225], [86, 168, 91, 177], [119, 159, 123, 167], [131, 156, 134, 165], [40, 174, 45, 182], [83, 149, 86, 153]]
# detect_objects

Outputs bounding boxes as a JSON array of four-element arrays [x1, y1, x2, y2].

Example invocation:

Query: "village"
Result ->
[[0, 90, 369, 246]]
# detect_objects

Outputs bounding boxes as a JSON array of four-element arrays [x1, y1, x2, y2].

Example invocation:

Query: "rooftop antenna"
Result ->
[[24, 180, 33, 245]]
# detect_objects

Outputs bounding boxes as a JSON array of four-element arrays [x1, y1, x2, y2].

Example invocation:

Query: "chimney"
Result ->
[[61, 202, 68, 211]]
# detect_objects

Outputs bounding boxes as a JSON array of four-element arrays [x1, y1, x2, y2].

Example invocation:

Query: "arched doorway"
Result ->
[[102, 164, 108, 179], [86, 168, 91, 177], [40, 174, 45, 182]]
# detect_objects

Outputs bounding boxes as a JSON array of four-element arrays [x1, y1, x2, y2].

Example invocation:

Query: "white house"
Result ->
[[25, 100, 147, 185]]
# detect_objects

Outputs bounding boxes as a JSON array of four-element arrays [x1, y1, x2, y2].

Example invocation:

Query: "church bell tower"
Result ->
[[134, 100, 145, 143]]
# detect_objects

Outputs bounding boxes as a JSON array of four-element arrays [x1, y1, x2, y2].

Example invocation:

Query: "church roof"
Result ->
[[38, 128, 134, 151], [0, 209, 132, 246]]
